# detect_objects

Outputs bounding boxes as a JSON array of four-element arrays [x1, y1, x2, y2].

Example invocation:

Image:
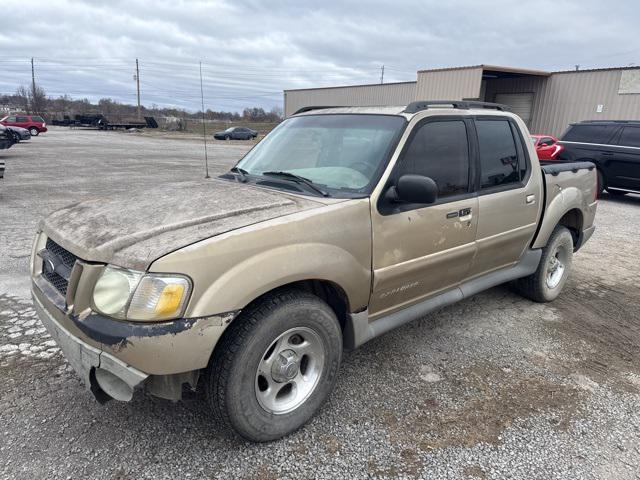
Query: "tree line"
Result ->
[[1, 85, 283, 123]]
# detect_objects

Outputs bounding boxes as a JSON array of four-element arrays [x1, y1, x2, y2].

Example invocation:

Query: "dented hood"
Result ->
[[40, 179, 322, 270]]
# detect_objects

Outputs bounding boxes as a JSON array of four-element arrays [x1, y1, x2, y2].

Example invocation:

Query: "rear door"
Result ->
[[468, 116, 542, 277], [369, 117, 478, 317], [608, 126, 640, 191], [15, 115, 29, 129]]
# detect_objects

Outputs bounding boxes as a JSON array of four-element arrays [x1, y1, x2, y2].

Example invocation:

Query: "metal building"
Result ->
[[284, 64, 640, 136], [284, 81, 416, 118]]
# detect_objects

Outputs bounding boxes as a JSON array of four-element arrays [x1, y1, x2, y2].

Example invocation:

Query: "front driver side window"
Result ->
[[394, 120, 470, 198]]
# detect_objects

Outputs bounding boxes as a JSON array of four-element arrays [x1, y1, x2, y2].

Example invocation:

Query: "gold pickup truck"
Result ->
[[31, 101, 597, 442]]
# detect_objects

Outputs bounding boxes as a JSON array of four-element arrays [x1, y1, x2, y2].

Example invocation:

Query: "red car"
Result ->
[[531, 134, 563, 160], [0, 114, 47, 136]]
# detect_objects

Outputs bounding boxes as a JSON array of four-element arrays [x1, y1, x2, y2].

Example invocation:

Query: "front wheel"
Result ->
[[205, 290, 342, 442], [29, 127, 39, 136], [514, 226, 574, 303]]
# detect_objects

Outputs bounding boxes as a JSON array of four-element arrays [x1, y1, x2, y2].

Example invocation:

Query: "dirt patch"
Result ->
[[463, 465, 488, 479], [548, 278, 640, 392], [372, 363, 582, 451]]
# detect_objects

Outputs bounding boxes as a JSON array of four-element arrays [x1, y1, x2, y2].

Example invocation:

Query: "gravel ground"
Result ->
[[1, 128, 639, 479]]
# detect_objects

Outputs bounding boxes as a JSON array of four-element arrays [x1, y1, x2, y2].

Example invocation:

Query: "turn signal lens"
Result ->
[[127, 275, 191, 321], [155, 284, 186, 315]]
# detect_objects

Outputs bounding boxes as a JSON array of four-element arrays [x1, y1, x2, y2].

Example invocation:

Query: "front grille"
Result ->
[[41, 238, 78, 296]]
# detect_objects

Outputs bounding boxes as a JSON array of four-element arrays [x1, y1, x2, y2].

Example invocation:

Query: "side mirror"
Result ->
[[387, 174, 438, 204]]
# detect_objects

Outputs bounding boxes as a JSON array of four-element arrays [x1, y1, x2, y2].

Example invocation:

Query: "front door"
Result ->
[[369, 117, 478, 318]]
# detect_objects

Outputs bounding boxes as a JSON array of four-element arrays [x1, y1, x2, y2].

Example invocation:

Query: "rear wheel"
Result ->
[[514, 226, 573, 303], [29, 127, 39, 136], [205, 290, 342, 442]]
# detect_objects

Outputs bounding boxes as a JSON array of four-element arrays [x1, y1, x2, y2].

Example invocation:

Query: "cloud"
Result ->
[[1, 0, 639, 111]]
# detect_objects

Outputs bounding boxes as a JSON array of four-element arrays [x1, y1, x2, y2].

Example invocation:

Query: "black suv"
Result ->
[[558, 120, 640, 196]]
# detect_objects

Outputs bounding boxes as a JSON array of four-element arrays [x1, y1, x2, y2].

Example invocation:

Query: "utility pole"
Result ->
[[380, 65, 385, 84], [199, 61, 210, 179], [31, 57, 36, 113], [135, 58, 141, 120]]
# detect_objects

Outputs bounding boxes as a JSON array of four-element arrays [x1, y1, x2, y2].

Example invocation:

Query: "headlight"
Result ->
[[92, 266, 191, 321]]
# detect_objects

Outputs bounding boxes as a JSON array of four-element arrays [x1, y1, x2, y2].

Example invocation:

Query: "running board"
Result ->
[[344, 249, 542, 349]]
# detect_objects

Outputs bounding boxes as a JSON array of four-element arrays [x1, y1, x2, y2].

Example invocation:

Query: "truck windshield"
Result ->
[[235, 114, 406, 196]]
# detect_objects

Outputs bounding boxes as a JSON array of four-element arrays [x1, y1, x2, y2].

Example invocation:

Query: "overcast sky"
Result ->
[[2, 0, 639, 112]]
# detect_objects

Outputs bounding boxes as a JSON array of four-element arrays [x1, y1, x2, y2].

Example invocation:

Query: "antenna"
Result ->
[[380, 65, 385, 84], [135, 58, 141, 120], [199, 61, 210, 179]]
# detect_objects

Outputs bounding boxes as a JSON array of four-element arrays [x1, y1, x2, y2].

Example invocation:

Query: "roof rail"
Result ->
[[579, 119, 640, 124], [403, 100, 511, 114], [292, 106, 346, 115]]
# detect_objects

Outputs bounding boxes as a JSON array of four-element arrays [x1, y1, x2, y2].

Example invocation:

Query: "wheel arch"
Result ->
[[532, 200, 584, 250], [240, 279, 351, 333]]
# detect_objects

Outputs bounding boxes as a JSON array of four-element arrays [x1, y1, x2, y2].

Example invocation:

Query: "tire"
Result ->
[[514, 226, 573, 303], [29, 127, 39, 136], [205, 289, 343, 442]]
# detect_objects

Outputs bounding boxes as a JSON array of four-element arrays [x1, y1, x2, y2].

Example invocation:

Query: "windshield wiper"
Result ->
[[261, 171, 330, 197], [230, 166, 249, 182]]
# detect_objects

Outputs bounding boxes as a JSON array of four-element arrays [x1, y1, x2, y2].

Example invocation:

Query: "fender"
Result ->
[[189, 243, 370, 316], [531, 186, 583, 249]]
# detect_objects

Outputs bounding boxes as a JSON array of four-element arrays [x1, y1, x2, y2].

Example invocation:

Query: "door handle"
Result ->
[[526, 194, 536, 204], [446, 207, 472, 220]]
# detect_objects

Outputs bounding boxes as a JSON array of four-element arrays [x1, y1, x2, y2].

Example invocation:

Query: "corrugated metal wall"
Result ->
[[283, 67, 640, 136], [415, 67, 483, 100], [284, 82, 417, 117], [485, 69, 640, 136], [533, 69, 640, 136]]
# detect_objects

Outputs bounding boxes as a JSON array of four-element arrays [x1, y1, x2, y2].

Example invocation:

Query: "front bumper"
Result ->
[[32, 290, 148, 401]]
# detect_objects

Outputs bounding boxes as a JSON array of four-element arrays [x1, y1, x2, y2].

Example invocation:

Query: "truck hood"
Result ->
[[40, 179, 323, 270]]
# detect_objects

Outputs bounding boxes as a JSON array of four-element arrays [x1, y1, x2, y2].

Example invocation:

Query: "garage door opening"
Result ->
[[494, 93, 534, 126]]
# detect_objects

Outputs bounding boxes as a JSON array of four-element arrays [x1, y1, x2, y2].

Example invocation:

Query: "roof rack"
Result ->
[[403, 100, 511, 114], [292, 106, 345, 115]]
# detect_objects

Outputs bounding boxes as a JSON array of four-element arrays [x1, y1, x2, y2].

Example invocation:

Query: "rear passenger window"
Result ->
[[618, 127, 640, 148], [397, 120, 469, 197], [476, 119, 524, 189], [561, 125, 618, 144]]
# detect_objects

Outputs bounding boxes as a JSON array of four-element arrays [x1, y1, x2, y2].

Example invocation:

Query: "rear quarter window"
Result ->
[[32, 116, 45, 123], [561, 124, 618, 144], [618, 126, 640, 148]]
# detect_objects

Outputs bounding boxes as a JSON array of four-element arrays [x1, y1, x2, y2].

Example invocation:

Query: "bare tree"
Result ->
[[270, 106, 284, 120], [15, 86, 30, 112], [30, 84, 47, 114]]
